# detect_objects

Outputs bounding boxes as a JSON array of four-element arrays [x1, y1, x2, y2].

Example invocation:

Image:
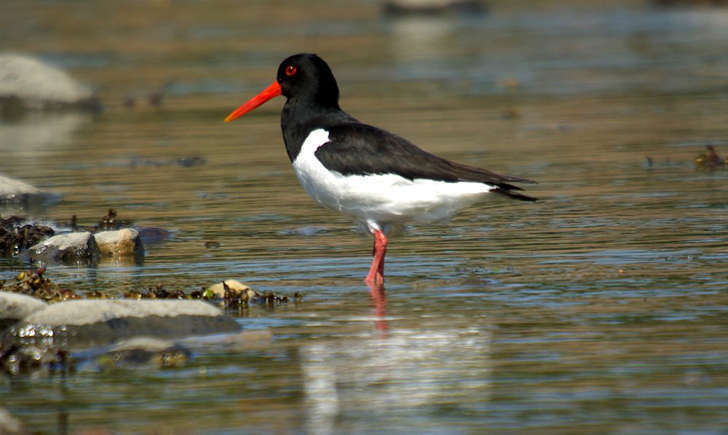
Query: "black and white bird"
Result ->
[[225, 53, 536, 287]]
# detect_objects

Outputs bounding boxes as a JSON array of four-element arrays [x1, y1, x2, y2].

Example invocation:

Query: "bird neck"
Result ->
[[280, 98, 354, 162]]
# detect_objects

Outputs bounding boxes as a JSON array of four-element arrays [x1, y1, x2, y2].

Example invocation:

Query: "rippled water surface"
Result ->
[[1, 0, 728, 432]]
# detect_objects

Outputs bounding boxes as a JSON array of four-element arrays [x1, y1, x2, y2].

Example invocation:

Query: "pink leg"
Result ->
[[364, 229, 387, 287], [369, 279, 388, 333]]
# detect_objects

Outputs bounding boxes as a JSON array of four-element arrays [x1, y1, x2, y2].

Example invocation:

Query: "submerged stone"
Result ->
[[98, 337, 192, 370], [7, 299, 241, 349]]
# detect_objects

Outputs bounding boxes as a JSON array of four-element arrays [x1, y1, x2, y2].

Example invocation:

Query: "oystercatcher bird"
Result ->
[[225, 53, 536, 287]]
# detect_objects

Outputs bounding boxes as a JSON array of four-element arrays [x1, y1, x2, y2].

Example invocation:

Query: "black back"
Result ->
[[275, 53, 536, 201]]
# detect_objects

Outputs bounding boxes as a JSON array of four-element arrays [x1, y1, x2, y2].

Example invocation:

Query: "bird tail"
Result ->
[[493, 186, 538, 201]]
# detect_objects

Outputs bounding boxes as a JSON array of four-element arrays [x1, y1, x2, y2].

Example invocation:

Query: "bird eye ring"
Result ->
[[285, 65, 297, 76]]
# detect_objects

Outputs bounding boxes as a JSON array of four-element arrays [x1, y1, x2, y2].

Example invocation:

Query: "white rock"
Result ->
[[13, 299, 241, 349], [0, 53, 93, 106], [0, 292, 47, 332], [27, 231, 100, 264], [206, 279, 254, 298], [22, 299, 223, 326], [0, 174, 40, 200]]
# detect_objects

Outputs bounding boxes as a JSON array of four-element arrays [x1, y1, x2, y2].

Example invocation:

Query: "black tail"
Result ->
[[494, 186, 538, 201]]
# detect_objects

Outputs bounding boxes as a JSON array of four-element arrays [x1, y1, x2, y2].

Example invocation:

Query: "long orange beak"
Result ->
[[224, 81, 282, 122]]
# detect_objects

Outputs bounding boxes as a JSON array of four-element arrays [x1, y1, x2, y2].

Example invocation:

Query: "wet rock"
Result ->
[[199, 280, 301, 309], [205, 279, 254, 299], [0, 215, 54, 257], [0, 54, 101, 116], [95, 228, 144, 260], [7, 299, 241, 349], [0, 407, 29, 434], [98, 337, 191, 370], [0, 175, 39, 201], [26, 231, 100, 265], [0, 291, 47, 331], [0, 174, 56, 208], [382, 0, 487, 16]]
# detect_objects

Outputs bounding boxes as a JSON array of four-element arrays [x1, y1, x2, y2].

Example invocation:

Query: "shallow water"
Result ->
[[1, 0, 728, 432]]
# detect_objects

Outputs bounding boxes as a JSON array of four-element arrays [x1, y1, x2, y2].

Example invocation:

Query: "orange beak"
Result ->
[[224, 81, 282, 122]]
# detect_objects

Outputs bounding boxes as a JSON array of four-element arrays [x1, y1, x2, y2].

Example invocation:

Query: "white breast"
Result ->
[[292, 128, 495, 230]]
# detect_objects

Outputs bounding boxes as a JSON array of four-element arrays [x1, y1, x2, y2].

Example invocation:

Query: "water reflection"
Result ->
[[302, 325, 492, 433], [369, 281, 388, 332], [0, 113, 90, 157]]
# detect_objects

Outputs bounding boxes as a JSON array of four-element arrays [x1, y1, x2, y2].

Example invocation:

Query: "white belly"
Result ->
[[291, 129, 494, 229]]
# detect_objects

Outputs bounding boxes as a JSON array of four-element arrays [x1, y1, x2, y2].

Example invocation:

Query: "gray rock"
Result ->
[[9, 299, 240, 349], [26, 231, 101, 265], [0, 291, 47, 330], [95, 228, 144, 261], [0, 53, 101, 116]]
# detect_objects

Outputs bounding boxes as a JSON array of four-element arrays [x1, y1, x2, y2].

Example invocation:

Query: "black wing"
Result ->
[[314, 122, 537, 201]]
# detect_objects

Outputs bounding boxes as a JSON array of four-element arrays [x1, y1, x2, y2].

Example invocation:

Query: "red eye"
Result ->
[[285, 65, 297, 76]]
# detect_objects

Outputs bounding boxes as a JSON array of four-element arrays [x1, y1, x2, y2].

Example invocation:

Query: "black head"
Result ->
[[276, 53, 340, 109], [224, 53, 342, 123]]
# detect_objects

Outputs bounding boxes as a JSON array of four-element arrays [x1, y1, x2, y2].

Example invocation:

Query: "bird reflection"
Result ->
[[368, 281, 389, 332]]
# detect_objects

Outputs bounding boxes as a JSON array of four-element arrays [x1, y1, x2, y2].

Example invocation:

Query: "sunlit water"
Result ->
[[1, 1, 728, 432]]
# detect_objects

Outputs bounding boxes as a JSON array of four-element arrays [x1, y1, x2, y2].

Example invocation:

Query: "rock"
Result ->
[[0, 407, 28, 435], [7, 299, 241, 349], [0, 174, 58, 208], [0, 175, 39, 200], [0, 53, 101, 116], [99, 337, 191, 370], [200, 280, 299, 308], [205, 279, 254, 299], [0, 291, 47, 331], [25, 231, 100, 265], [0, 215, 55, 257], [95, 228, 144, 260]]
